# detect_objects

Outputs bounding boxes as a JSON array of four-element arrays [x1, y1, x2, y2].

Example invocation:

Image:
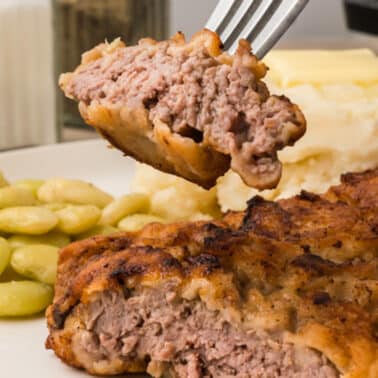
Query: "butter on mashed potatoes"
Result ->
[[133, 49, 378, 214]]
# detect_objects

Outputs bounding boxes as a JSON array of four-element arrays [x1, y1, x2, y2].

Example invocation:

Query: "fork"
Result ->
[[206, 0, 309, 58]]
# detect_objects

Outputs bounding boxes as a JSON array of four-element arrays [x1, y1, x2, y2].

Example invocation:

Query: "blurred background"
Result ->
[[0, 0, 377, 151]]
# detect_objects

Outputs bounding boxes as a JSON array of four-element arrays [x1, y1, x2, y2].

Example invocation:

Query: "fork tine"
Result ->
[[205, 0, 242, 35], [207, 0, 308, 58], [245, 0, 283, 44], [253, 0, 309, 58], [227, 0, 283, 53], [220, 0, 262, 50]]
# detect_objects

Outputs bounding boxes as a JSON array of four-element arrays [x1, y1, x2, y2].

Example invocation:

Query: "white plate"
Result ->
[[0, 140, 145, 378]]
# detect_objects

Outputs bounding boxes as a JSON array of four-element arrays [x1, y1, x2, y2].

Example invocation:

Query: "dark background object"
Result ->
[[344, 0, 378, 35], [53, 0, 168, 137]]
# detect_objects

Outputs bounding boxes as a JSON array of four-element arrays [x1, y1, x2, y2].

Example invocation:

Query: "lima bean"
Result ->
[[0, 207, 58, 235], [118, 214, 166, 232], [42, 203, 67, 211], [13, 179, 44, 196], [0, 281, 53, 316], [7, 231, 70, 250], [75, 224, 119, 240], [11, 244, 58, 285], [0, 237, 11, 276], [56, 205, 101, 235], [38, 178, 113, 208], [0, 186, 37, 208], [99, 193, 150, 226]]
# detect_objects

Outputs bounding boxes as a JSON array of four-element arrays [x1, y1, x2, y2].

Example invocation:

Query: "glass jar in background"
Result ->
[[0, 0, 56, 150], [53, 0, 168, 138]]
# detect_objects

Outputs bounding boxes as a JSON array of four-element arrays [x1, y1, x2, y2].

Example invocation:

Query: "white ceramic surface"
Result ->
[[0, 140, 146, 377]]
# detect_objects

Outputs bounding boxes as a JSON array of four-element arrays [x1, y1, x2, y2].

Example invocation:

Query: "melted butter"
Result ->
[[264, 49, 378, 87]]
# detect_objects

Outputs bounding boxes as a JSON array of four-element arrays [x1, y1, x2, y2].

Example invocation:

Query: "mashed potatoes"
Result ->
[[132, 163, 221, 221], [133, 49, 378, 213], [217, 49, 378, 211]]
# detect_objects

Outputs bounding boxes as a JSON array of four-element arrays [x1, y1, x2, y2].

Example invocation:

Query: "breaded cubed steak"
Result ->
[[46, 168, 378, 378], [59, 30, 306, 189]]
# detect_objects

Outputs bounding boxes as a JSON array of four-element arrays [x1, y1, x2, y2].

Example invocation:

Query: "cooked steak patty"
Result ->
[[70, 286, 338, 378], [60, 30, 306, 189], [46, 169, 378, 377]]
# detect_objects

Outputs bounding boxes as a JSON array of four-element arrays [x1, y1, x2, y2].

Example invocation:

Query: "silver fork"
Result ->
[[206, 0, 309, 58]]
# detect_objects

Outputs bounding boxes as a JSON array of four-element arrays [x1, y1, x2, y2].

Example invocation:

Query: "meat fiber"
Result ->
[[69, 286, 337, 378]]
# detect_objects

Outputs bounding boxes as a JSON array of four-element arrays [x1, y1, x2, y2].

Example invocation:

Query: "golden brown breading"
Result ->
[[46, 169, 378, 377]]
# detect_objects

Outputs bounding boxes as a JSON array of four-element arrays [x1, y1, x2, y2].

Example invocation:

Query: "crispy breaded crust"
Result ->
[[47, 169, 378, 377], [59, 30, 305, 189]]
